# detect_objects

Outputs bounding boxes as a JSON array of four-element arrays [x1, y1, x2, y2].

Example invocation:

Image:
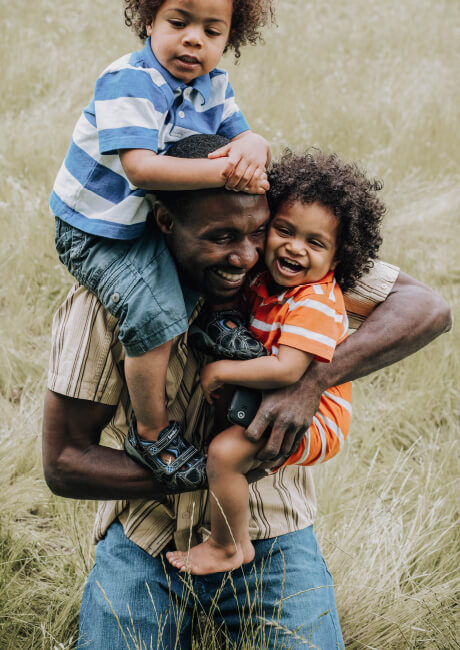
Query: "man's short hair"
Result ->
[[154, 134, 230, 218]]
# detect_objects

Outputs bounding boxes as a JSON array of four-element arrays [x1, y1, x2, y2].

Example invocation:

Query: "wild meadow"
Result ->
[[0, 0, 458, 647]]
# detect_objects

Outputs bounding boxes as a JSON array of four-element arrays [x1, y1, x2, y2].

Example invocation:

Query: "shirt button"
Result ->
[[178, 110, 185, 118], [111, 292, 120, 303], [182, 511, 190, 519]]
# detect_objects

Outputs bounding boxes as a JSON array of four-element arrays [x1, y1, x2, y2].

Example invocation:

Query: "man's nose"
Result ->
[[182, 26, 203, 47], [227, 240, 260, 269]]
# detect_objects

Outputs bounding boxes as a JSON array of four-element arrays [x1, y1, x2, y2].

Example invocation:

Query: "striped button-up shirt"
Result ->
[[47, 260, 399, 556]]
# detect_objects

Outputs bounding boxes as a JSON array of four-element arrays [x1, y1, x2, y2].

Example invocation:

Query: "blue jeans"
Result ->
[[78, 521, 344, 649], [55, 218, 196, 356]]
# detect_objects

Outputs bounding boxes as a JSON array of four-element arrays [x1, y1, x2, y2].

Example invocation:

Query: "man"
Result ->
[[43, 136, 451, 649]]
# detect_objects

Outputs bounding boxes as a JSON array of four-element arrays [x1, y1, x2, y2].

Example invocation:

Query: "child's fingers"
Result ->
[[231, 163, 261, 192], [208, 143, 232, 159], [225, 160, 252, 189]]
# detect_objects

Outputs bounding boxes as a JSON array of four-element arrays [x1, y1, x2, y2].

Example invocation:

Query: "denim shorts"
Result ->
[[79, 520, 344, 649], [55, 218, 190, 356]]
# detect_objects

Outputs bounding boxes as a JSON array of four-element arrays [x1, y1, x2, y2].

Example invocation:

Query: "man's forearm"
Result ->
[[306, 271, 452, 391], [247, 271, 451, 460], [43, 391, 170, 500]]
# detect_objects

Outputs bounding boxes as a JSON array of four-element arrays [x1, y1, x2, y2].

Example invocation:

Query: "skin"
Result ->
[[42, 190, 452, 503]]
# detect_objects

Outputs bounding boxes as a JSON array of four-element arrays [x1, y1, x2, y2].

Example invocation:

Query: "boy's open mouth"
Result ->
[[278, 257, 304, 273], [177, 55, 200, 65]]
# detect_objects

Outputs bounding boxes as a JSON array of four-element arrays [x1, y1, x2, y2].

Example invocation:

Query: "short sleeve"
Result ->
[[48, 284, 124, 405], [217, 78, 250, 139], [344, 259, 400, 330], [277, 289, 347, 362], [94, 68, 169, 155]]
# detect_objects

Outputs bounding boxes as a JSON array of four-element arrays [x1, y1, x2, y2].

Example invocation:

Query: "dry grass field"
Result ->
[[0, 0, 458, 647]]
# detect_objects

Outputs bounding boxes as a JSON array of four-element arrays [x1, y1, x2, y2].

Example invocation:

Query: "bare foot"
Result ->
[[166, 538, 255, 575]]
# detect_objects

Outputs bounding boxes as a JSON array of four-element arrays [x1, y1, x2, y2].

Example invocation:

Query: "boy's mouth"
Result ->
[[177, 55, 200, 65], [277, 257, 304, 274]]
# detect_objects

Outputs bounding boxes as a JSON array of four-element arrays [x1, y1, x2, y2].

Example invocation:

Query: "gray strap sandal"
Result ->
[[189, 309, 267, 361], [124, 418, 208, 492]]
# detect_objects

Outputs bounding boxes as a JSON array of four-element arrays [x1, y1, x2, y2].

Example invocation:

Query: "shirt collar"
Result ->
[[141, 37, 211, 104], [252, 270, 335, 304]]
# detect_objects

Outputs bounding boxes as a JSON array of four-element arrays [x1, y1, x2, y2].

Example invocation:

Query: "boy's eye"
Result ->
[[169, 19, 185, 28], [309, 239, 325, 248], [275, 226, 291, 236], [205, 28, 222, 37]]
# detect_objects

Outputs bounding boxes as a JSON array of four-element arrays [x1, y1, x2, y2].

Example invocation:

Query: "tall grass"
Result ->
[[0, 0, 458, 647]]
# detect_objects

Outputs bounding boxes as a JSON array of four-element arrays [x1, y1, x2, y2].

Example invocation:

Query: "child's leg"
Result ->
[[124, 343, 171, 441], [166, 425, 265, 574]]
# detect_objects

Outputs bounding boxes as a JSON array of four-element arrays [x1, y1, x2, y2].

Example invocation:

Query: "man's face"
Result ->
[[157, 190, 270, 303]]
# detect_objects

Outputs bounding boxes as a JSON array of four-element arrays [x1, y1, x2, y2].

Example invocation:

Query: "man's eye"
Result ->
[[214, 236, 232, 244], [253, 227, 267, 237]]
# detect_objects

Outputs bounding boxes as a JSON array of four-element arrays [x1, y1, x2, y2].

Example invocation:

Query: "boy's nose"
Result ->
[[286, 239, 306, 256], [182, 27, 204, 48]]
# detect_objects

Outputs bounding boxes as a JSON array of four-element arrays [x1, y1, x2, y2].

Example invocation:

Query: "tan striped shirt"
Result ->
[[48, 260, 399, 556]]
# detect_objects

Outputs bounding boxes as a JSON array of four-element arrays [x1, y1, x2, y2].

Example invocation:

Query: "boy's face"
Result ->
[[147, 0, 232, 83], [264, 201, 339, 288]]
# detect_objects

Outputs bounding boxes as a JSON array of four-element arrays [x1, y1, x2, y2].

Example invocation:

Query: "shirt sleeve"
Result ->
[[344, 259, 400, 329], [94, 68, 169, 155], [48, 284, 124, 405], [217, 77, 250, 140], [277, 287, 346, 362]]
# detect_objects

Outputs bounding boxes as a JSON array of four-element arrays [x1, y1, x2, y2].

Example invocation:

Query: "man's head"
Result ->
[[153, 135, 270, 302], [123, 0, 276, 62], [268, 149, 385, 291]]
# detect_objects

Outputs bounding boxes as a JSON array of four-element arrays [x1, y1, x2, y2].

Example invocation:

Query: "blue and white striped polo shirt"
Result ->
[[50, 37, 250, 240]]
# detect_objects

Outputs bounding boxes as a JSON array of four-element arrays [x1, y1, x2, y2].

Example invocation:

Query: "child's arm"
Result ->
[[200, 345, 313, 404], [208, 131, 272, 192], [119, 143, 269, 194]]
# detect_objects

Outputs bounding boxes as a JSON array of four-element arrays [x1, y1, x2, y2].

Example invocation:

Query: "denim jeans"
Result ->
[[55, 218, 194, 356], [78, 521, 344, 649]]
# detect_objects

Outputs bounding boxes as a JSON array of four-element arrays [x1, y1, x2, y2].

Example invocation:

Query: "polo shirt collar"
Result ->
[[252, 270, 335, 304], [142, 37, 211, 104]]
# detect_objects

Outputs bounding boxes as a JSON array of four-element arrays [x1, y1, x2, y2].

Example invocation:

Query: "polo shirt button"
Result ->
[[178, 110, 185, 118], [111, 292, 120, 303]]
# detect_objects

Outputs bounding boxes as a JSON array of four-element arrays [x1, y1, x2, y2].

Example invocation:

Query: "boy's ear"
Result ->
[[146, 24, 153, 36], [153, 201, 175, 235]]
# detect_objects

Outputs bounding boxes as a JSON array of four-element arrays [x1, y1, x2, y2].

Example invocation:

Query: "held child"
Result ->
[[166, 149, 385, 574], [51, 0, 274, 491]]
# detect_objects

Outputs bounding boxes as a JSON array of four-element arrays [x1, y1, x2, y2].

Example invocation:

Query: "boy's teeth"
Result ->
[[214, 269, 245, 281], [280, 258, 302, 271]]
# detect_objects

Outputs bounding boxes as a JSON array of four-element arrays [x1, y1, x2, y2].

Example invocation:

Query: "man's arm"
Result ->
[[43, 390, 170, 500], [246, 272, 452, 461]]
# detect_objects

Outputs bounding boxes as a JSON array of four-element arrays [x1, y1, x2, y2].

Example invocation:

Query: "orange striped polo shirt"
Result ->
[[247, 270, 353, 467]]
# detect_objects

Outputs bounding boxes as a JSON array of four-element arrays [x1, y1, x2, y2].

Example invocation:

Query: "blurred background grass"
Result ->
[[0, 0, 458, 647]]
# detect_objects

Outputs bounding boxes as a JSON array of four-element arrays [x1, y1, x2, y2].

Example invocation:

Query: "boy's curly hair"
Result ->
[[123, 0, 276, 59], [268, 149, 385, 292]]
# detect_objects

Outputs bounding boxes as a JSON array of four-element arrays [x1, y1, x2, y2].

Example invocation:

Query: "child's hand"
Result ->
[[200, 362, 225, 404], [209, 132, 271, 194]]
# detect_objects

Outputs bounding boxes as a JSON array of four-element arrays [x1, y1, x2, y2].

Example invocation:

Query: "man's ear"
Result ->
[[154, 201, 174, 235]]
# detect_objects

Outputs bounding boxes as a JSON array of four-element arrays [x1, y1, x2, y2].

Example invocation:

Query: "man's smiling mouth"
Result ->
[[212, 268, 246, 282]]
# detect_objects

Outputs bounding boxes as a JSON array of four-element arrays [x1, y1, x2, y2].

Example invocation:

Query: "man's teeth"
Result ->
[[214, 269, 246, 281]]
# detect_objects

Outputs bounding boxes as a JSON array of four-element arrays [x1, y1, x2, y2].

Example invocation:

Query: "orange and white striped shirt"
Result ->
[[247, 270, 352, 467]]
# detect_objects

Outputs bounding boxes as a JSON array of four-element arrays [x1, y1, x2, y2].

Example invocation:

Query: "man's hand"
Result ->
[[209, 132, 271, 194], [246, 372, 323, 462]]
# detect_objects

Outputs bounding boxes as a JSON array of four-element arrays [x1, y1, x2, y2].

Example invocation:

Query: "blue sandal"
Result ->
[[189, 309, 267, 361], [124, 418, 208, 492]]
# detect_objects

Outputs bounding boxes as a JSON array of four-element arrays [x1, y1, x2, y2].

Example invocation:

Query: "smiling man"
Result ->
[[43, 135, 451, 649]]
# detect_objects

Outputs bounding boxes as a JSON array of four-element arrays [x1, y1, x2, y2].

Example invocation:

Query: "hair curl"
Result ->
[[268, 149, 385, 291], [123, 0, 276, 59]]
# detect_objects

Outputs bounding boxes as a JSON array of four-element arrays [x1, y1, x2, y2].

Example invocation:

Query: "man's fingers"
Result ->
[[208, 144, 231, 159], [245, 404, 273, 441]]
